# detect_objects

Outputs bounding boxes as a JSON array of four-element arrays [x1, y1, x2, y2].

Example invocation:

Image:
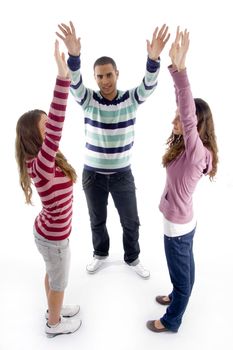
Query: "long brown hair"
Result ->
[[162, 98, 218, 180], [15, 109, 77, 204]]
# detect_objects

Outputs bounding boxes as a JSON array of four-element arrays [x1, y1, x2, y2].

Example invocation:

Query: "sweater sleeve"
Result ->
[[169, 67, 207, 165], [129, 57, 160, 106], [67, 54, 92, 110], [33, 76, 71, 180]]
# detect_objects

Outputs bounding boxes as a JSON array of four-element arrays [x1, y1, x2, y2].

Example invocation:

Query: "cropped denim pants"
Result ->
[[161, 228, 196, 332], [82, 169, 140, 264]]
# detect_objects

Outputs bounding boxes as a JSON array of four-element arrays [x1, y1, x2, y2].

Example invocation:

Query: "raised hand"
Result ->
[[169, 27, 190, 71], [54, 40, 69, 78], [146, 24, 170, 61], [56, 21, 81, 56]]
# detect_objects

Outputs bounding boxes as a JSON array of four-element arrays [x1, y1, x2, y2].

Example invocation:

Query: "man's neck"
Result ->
[[100, 90, 118, 101]]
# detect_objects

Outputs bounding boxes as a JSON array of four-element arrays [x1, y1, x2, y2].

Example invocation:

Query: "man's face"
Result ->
[[94, 64, 119, 101]]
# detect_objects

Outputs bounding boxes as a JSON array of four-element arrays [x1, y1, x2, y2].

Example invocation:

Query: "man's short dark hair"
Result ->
[[93, 56, 117, 71]]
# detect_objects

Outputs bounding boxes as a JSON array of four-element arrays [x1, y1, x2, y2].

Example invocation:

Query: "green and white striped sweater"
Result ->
[[68, 55, 160, 173]]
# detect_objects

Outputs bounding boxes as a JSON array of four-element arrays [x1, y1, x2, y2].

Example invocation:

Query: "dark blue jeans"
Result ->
[[161, 228, 196, 332], [82, 169, 140, 264]]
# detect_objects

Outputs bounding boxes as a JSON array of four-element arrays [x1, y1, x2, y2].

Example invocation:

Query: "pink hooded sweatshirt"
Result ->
[[159, 67, 212, 224]]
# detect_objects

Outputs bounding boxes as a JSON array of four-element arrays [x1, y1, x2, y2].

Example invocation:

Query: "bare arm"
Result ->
[[169, 28, 206, 164], [34, 41, 70, 180]]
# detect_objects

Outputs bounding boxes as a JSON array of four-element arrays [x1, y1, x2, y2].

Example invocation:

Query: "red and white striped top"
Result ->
[[27, 77, 73, 240]]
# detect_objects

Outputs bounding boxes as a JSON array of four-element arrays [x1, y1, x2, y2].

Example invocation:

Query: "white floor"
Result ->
[[1, 176, 232, 350]]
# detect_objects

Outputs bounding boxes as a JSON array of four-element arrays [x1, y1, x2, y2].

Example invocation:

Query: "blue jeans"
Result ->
[[82, 169, 140, 264], [161, 228, 196, 332]]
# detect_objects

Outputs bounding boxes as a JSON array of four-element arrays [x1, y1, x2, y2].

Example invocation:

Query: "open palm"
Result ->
[[56, 21, 81, 57], [169, 27, 190, 71], [147, 24, 170, 60]]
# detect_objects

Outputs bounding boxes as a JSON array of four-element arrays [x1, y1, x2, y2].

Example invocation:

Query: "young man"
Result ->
[[56, 21, 170, 278]]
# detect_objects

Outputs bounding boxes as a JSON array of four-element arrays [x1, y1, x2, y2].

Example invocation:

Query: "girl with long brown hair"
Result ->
[[147, 28, 218, 333], [15, 41, 81, 337]]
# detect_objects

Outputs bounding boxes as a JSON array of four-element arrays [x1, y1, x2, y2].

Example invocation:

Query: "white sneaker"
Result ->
[[45, 305, 80, 320], [45, 316, 82, 338], [86, 257, 106, 274], [130, 261, 150, 279]]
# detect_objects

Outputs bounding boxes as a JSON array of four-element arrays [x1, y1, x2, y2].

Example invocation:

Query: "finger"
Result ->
[[57, 24, 69, 37], [177, 31, 182, 45], [160, 26, 169, 41], [70, 21, 76, 35], [175, 26, 180, 44], [180, 32, 184, 46], [55, 32, 65, 40], [183, 30, 190, 50], [61, 52, 66, 62], [54, 40, 60, 58], [146, 39, 151, 54], [152, 27, 159, 41], [182, 31, 186, 46], [181, 30, 188, 46], [184, 29, 189, 42], [55, 39, 59, 50], [157, 24, 166, 37], [163, 32, 170, 45], [60, 23, 72, 34]]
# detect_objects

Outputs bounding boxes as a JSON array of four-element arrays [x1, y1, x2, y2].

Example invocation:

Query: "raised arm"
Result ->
[[56, 21, 91, 109], [129, 25, 170, 106], [34, 41, 71, 180], [169, 26, 189, 104], [169, 28, 206, 163]]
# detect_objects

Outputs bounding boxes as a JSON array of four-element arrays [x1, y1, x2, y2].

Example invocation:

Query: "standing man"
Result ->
[[56, 21, 170, 278]]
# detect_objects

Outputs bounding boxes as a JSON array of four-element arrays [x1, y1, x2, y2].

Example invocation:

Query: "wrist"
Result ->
[[68, 51, 80, 57], [177, 66, 186, 72], [148, 55, 159, 61]]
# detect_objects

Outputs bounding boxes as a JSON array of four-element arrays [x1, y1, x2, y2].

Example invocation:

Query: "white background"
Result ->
[[1, 0, 232, 349]]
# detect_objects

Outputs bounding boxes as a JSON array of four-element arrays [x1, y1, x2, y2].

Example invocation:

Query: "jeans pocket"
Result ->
[[82, 170, 96, 190], [35, 239, 50, 262], [118, 170, 135, 191]]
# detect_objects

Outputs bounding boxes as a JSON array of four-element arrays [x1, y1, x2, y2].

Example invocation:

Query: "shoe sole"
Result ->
[[136, 274, 150, 279], [86, 268, 99, 274], [46, 320, 82, 338], [134, 271, 150, 279]]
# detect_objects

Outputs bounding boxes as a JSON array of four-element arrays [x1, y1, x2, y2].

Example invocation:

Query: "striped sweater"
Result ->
[[27, 77, 72, 240], [68, 55, 160, 172]]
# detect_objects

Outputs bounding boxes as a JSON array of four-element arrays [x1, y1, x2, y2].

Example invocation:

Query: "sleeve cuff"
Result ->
[[169, 67, 190, 88], [67, 54, 81, 71], [147, 57, 160, 73]]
